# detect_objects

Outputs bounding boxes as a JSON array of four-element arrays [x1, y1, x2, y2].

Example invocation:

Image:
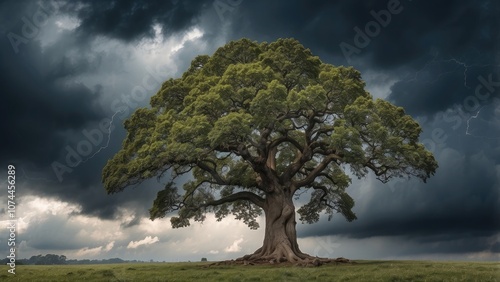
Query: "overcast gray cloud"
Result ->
[[0, 0, 498, 261]]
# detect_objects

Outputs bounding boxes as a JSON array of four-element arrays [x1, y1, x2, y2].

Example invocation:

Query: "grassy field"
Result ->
[[0, 260, 498, 281]]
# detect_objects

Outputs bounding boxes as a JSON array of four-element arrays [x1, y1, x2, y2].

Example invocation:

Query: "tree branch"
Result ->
[[268, 135, 304, 152], [196, 160, 227, 185], [202, 191, 265, 209], [294, 153, 342, 190]]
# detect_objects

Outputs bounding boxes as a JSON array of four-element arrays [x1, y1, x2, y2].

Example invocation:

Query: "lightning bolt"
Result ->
[[466, 108, 482, 136], [405, 54, 494, 87], [73, 110, 124, 167], [464, 107, 500, 139], [446, 57, 470, 88], [405, 52, 439, 83], [439, 57, 498, 87]]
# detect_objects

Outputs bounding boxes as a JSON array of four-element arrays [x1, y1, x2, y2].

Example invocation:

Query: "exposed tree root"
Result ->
[[207, 245, 355, 267], [207, 257, 354, 267]]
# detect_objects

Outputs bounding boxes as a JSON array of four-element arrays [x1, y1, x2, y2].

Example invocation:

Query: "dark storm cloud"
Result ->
[[386, 5, 498, 115], [60, 0, 498, 116], [62, 0, 213, 42], [49, 0, 499, 117], [0, 30, 105, 168], [0, 0, 140, 220], [386, 234, 497, 257], [388, 63, 498, 117], [225, 0, 498, 116]]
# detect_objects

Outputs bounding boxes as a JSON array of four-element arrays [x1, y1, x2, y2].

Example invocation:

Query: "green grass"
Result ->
[[0, 260, 499, 281]]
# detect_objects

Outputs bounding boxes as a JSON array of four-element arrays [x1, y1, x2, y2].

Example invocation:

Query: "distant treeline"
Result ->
[[1, 254, 150, 265]]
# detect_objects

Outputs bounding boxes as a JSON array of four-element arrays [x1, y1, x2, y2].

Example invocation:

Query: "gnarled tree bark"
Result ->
[[237, 186, 318, 263]]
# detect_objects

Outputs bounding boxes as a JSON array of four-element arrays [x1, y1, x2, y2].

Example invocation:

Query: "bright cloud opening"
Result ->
[[224, 238, 244, 253], [127, 236, 160, 249], [76, 241, 114, 257]]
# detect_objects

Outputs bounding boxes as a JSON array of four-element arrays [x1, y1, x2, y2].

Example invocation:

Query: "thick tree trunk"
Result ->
[[239, 188, 316, 263]]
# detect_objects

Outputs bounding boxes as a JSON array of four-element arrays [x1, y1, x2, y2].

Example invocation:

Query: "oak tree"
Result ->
[[102, 38, 438, 263]]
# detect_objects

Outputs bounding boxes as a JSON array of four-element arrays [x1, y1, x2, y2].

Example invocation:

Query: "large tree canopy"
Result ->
[[102, 38, 438, 263]]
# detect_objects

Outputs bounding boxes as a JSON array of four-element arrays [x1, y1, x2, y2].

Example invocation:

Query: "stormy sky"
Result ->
[[0, 0, 499, 261]]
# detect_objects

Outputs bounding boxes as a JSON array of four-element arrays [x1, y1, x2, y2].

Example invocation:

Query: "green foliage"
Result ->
[[208, 112, 253, 148], [149, 182, 181, 220], [102, 37, 438, 229]]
